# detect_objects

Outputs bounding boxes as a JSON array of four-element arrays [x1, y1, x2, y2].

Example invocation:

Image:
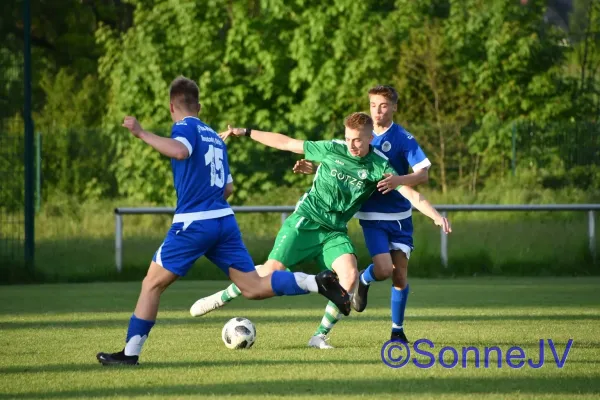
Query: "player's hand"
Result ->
[[435, 216, 452, 234], [293, 159, 317, 175], [122, 116, 144, 138], [219, 125, 246, 141], [377, 173, 402, 194]]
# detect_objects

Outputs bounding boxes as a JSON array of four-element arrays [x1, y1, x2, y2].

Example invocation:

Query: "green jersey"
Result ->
[[295, 140, 398, 232]]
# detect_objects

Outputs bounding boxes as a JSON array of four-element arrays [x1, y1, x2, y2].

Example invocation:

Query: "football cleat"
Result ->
[[96, 350, 139, 366], [190, 290, 226, 317], [390, 330, 410, 344], [315, 270, 351, 316], [308, 334, 334, 349], [351, 269, 370, 312]]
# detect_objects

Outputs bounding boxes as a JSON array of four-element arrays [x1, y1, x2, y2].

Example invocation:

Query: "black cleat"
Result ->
[[351, 269, 370, 312], [96, 350, 139, 366], [315, 270, 351, 316], [390, 330, 410, 344]]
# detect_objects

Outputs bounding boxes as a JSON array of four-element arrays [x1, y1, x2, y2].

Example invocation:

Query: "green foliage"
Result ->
[[2, 0, 599, 207]]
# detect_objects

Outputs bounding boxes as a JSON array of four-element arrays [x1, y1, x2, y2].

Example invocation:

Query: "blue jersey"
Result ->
[[169, 117, 233, 225], [355, 123, 430, 221]]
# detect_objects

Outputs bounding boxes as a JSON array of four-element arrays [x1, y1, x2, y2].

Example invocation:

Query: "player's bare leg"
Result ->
[[352, 252, 394, 312], [229, 265, 351, 315], [97, 262, 178, 366], [309, 254, 357, 349], [390, 250, 410, 343], [190, 260, 285, 316]]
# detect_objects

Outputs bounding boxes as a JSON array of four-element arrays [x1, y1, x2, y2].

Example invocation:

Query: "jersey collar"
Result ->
[[373, 122, 395, 137], [174, 116, 202, 124]]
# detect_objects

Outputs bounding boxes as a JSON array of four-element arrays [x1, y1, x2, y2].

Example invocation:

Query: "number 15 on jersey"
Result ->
[[204, 145, 225, 188]]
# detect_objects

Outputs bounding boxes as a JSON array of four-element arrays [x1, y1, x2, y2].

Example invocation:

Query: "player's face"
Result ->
[[369, 95, 397, 126], [345, 127, 372, 157]]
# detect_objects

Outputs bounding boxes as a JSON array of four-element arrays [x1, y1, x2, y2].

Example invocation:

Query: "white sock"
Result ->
[[293, 273, 318, 293], [124, 334, 148, 356]]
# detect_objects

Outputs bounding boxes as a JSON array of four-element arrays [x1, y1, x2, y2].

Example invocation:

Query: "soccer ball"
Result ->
[[221, 317, 256, 349]]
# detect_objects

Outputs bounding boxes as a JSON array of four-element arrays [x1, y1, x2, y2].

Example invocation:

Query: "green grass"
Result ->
[[0, 278, 599, 399]]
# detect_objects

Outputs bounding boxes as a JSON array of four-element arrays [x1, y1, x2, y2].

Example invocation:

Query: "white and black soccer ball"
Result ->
[[221, 317, 256, 349]]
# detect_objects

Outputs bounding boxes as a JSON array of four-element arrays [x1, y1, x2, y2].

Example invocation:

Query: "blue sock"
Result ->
[[124, 314, 155, 356], [391, 284, 409, 332], [360, 264, 377, 285], [271, 271, 310, 296]]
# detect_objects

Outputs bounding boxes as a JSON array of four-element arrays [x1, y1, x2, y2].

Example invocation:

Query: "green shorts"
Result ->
[[268, 213, 355, 271]]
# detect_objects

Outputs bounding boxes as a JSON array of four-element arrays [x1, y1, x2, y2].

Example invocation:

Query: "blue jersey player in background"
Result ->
[[294, 85, 441, 348], [96, 76, 350, 365]]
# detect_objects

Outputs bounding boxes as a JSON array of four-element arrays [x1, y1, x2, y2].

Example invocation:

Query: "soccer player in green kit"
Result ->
[[190, 112, 450, 330], [191, 111, 395, 317]]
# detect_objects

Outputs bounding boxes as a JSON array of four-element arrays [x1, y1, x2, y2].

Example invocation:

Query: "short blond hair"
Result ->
[[344, 112, 374, 131]]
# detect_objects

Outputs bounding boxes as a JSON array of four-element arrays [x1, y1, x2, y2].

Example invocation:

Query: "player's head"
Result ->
[[368, 85, 398, 127], [169, 76, 201, 121], [344, 112, 374, 157]]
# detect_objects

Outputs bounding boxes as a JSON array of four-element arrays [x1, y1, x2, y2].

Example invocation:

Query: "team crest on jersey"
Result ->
[[382, 141, 392, 152], [358, 169, 368, 179]]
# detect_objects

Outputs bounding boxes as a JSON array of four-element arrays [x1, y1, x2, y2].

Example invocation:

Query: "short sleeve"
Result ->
[[303, 140, 333, 163], [171, 122, 197, 157], [400, 132, 431, 171]]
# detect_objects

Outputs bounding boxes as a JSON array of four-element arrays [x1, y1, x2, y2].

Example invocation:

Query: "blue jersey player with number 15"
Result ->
[[96, 76, 350, 366]]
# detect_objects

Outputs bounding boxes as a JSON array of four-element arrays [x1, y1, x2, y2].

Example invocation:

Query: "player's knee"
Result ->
[[377, 265, 394, 280], [337, 267, 358, 291], [373, 255, 394, 279], [141, 274, 169, 293]]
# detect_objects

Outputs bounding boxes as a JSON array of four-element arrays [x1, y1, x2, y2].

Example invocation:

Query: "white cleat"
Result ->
[[307, 334, 334, 349], [190, 291, 226, 317]]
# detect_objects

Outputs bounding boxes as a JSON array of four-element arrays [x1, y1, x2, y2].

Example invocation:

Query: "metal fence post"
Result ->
[[281, 212, 288, 225], [441, 211, 448, 268], [23, 0, 34, 269], [115, 212, 123, 272], [589, 210, 596, 262]]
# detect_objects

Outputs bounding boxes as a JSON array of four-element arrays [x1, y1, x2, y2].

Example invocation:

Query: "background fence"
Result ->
[[114, 204, 600, 273]]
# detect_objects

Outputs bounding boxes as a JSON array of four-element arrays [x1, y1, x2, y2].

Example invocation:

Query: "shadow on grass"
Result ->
[[1, 313, 599, 330], [0, 358, 381, 375], [0, 376, 598, 398], [1, 357, 598, 376]]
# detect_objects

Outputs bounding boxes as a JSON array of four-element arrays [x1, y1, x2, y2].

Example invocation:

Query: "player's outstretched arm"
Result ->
[[398, 186, 452, 234], [122, 116, 189, 160], [219, 125, 305, 154]]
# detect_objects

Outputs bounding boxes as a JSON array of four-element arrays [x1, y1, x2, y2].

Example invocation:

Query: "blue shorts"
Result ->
[[359, 217, 414, 259], [152, 215, 255, 276]]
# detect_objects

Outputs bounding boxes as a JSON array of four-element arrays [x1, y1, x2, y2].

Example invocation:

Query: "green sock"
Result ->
[[314, 301, 342, 336], [220, 284, 242, 302], [220, 266, 292, 302]]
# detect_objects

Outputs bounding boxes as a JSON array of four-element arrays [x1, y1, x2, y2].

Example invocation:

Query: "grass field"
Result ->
[[1, 277, 599, 399]]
